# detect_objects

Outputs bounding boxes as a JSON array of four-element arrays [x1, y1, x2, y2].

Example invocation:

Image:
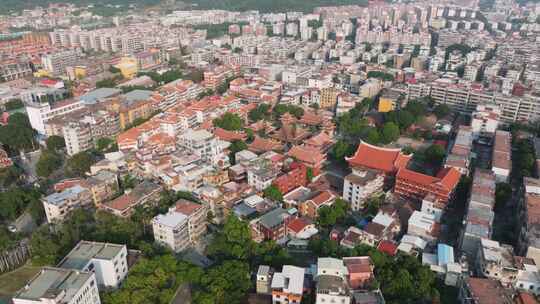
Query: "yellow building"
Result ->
[[115, 57, 138, 79], [33, 69, 51, 78], [107, 96, 153, 130], [320, 87, 339, 109], [378, 90, 402, 113]]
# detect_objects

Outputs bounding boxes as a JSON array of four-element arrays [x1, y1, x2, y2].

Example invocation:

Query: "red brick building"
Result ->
[[347, 142, 461, 204], [288, 145, 326, 176], [272, 162, 308, 195], [394, 167, 461, 204]]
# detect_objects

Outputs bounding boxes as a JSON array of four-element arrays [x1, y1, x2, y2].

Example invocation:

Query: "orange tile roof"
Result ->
[[310, 191, 334, 207], [288, 145, 325, 165], [175, 200, 203, 216], [248, 136, 283, 153], [213, 128, 247, 142], [287, 217, 312, 233], [346, 142, 411, 173]]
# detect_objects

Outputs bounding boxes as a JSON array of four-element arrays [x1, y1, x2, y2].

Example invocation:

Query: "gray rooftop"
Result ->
[[58, 240, 125, 270], [43, 185, 88, 206], [123, 89, 153, 103], [259, 208, 288, 229], [80, 88, 121, 104], [154, 211, 188, 228], [14, 267, 93, 301], [316, 275, 349, 295]]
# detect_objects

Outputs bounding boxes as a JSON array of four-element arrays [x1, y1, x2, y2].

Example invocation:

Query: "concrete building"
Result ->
[[256, 265, 274, 294], [475, 238, 518, 288], [271, 265, 305, 304], [12, 267, 101, 304], [460, 170, 496, 262], [471, 104, 501, 138], [518, 177, 540, 266], [179, 129, 227, 166], [58, 241, 128, 289], [26, 99, 84, 135], [343, 169, 384, 211], [42, 185, 93, 223], [41, 49, 80, 76], [152, 209, 190, 253], [492, 131, 511, 183]]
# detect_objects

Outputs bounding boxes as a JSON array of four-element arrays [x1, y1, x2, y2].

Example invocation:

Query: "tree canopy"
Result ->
[[263, 185, 283, 203], [46, 135, 66, 152], [213, 112, 243, 131], [0, 113, 36, 153], [66, 151, 96, 176]]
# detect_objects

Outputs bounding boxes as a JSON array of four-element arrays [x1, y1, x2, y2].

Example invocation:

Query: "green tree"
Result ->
[[405, 100, 427, 118], [96, 137, 117, 153], [365, 128, 380, 145], [433, 104, 451, 119], [381, 122, 400, 143], [397, 110, 415, 130], [307, 167, 314, 182], [495, 182, 512, 212], [46, 135, 65, 151], [30, 225, 61, 266], [207, 215, 254, 261], [0, 113, 36, 153], [424, 144, 445, 167], [228, 140, 248, 165], [4, 99, 24, 111], [317, 198, 348, 228], [195, 261, 251, 304], [66, 151, 95, 176], [0, 165, 23, 188], [248, 103, 271, 122], [213, 112, 243, 131], [263, 185, 283, 203], [330, 140, 355, 164], [36, 150, 62, 177]]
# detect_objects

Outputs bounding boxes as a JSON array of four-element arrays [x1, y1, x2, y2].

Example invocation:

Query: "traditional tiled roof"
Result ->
[[213, 128, 247, 142], [346, 141, 411, 173], [288, 145, 325, 165], [248, 136, 283, 153]]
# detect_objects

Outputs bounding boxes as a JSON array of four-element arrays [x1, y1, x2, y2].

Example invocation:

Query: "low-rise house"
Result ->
[[460, 169, 496, 262], [86, 170, 119, 206], [298, 190, 336, 219], [58, 240, 128, 289], [287, 145, 326, 176], [256, 265, 274, 295], [251, 207, 293, 243], [272, 162, 308, 195], [271, 265, 305, 304], [42, 185, 93, 223], [102, 181, 161, 217], [12, 267, 101, 304], [476, 239, 518, 288], [518, 177, 540, 266], [492, 130, 511, 183], [287, 217, 318, 239], [458, 277, 513, 304], [408, 211, 440, 242]]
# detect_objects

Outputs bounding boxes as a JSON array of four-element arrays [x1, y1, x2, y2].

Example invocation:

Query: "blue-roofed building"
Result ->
[[42, 185, 92, 223], [437, 243, 455, 267]]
